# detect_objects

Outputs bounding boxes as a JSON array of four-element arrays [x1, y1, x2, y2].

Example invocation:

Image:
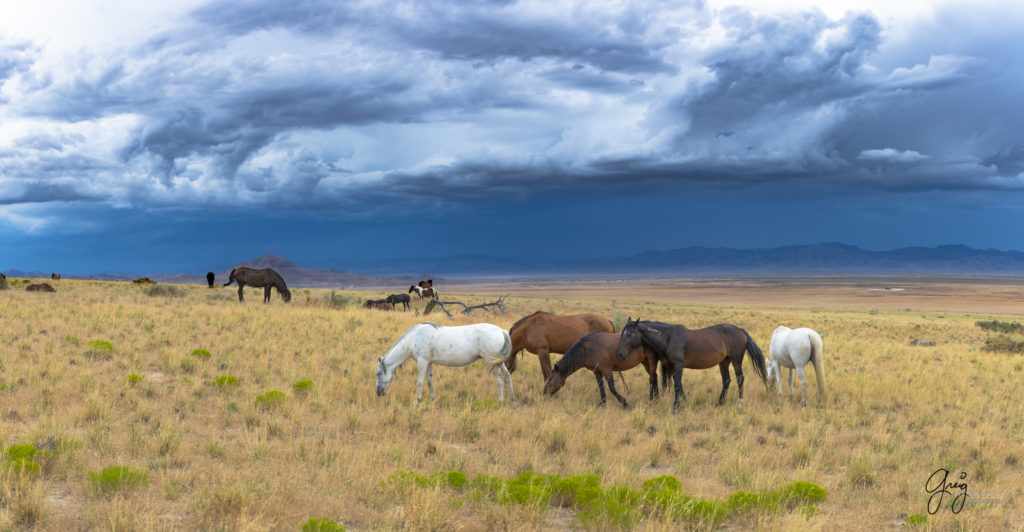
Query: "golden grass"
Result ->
[[1, 279, 1023, 530]]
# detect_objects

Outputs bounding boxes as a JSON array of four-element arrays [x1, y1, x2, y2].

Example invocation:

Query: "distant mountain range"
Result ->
[[6, 244, 1024, 287]]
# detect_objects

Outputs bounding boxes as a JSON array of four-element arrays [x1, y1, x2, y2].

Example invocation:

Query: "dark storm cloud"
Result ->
[[2, 0, 1023, 227]]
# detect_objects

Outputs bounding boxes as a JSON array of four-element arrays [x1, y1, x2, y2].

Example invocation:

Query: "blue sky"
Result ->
[[2, 0, 1023, 274]]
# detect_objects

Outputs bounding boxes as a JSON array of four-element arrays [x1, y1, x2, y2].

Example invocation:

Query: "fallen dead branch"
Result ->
[[424, 295, 509, 320]]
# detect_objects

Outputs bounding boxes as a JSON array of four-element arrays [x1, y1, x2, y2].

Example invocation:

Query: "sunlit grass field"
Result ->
[[1, 279, 1022, 530]]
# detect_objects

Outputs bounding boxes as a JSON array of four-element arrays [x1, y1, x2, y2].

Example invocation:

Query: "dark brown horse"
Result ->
[[26, 283, 56, 292], [618, 317, 768, 412], [543, 331, 659, 407], [224, 267, 291, 303], [507, 311, 614, 380], [386, 293, 411, 310], [364, 299, 392, 310], [51, 272, 61, 281]]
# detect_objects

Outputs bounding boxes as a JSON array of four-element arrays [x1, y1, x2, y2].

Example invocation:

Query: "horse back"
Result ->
[[431, 323, 509, 366]]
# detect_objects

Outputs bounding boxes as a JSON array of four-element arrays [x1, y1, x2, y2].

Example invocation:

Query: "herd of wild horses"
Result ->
[[377, 309, 827, 411], [194, 266, 825, 409], [15, 265, 825, 409]]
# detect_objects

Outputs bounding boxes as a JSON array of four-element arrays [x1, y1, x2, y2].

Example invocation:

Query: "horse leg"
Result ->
[[731, 355, 745, 406], [604, 370, 629, 408], [671, 364, 685, 413], [796, 366, 808, 408], [648, 364, 658, 401], [594, 372, 607, 406], [773, 361, 784, 399], [787, 368, 795, 399], [538, 349, 553, 380], [427, 365, 435, 399], [237, 283, 245, 302], [264, 286, 271, 303], [416, 359, 430, 402], [491, 363, 515, 402], [716, 360, 732, 406], [500, 363, 515, 402]]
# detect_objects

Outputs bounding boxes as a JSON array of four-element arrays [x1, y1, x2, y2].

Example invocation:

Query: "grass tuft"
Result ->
[[255, 390, 289, 409], [301, 517, 347, 531], [88, 465, 149, 495]]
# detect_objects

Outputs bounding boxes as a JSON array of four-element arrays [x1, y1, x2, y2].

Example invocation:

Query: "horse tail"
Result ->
[[809, 331, 826, 402], [743, 330, 769, 389], [506, 346, 524, 373], [497, 330, 512, 368], [223, 269, 236, 286]]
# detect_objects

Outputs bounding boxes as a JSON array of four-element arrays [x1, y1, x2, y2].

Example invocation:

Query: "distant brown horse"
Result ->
[[507, 311, 614, 380], [206, 272, 215, 287], [364, 299, 392, 310], [51, 272, 61, 281], [618, 317, 768, 412], [224, 267, 291, 303], [26, 283, 56, 292], [543, 331, 659, 407]]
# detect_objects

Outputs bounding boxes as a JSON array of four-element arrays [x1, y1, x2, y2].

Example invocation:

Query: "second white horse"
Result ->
[[768, 326, 826, 407]]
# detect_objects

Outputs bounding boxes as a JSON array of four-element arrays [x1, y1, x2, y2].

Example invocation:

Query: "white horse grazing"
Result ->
[[376, 322, 515, 402], [768, 326, 826, 407]]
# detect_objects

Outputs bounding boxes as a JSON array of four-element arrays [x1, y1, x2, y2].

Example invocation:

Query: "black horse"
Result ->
[[223, 267, 291, 303], [206, 272, 215, 287], [386, 293, 411, 310], [618, 318, 768, 412]]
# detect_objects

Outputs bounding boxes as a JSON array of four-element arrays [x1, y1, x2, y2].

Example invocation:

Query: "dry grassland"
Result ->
[[1, 278, 1023, 530]]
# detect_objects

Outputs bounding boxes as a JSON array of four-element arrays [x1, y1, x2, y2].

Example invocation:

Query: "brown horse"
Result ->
[[364, 299, 392, 310], [206, 272, 215, 287], [507, 311, 614, 380], [51, 272, 61, 281], [543, 331, 659, 407], [618, 317, 768, 412], [224, 267, 291, 303], [26, 283, 56, 292]]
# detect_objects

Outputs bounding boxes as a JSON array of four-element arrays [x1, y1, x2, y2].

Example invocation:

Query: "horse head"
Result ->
[[542, 368, 566, 396], [375, 357, 393, 396], [617, 317, 642, 360]]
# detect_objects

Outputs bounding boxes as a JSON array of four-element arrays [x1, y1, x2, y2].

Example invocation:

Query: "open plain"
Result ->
[[2, 276, 1023, 530]]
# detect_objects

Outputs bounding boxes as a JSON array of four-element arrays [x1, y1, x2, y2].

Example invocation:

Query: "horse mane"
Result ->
[[553, 338, 585, 375], [509, 310, 547, 334], [385, 322, 441, 358]]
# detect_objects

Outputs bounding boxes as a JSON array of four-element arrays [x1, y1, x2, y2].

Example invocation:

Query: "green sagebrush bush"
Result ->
[[89, 465, 148, 495], [255, 390, 289, 409], [301, 517, 347, 531]]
